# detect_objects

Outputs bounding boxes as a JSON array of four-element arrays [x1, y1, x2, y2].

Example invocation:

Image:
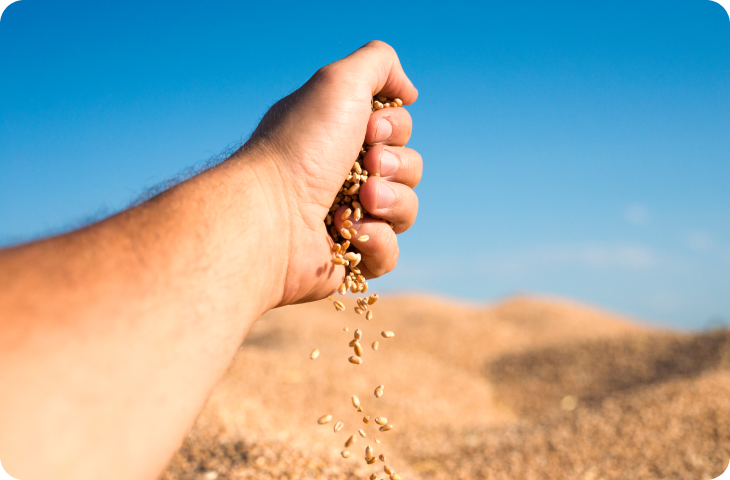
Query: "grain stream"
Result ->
[[315, 95, 406, 479]]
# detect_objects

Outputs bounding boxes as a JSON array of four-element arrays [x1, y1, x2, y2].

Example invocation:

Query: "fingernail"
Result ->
[[373, 117, 393, 144], [376, 178, 396, 209], [380, 150, 399, 177]]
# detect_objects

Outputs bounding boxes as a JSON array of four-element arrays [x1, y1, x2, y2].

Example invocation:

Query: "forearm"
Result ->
[[0, 39, 420, 480], [0, 151, 286, 480]]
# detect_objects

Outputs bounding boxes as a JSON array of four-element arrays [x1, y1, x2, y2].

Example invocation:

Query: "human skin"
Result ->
[[0, 41, 421, 480]]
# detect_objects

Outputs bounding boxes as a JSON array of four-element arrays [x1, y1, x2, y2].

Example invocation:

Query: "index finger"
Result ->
[[336, 40, 419, 106]]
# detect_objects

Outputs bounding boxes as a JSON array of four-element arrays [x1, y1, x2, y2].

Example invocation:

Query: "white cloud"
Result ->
[[486, 243, 657, 273], [646, 291, 684, 314], [685, 231, 714, 252], [394, 243, 660, 280], [624, 203, 650, 226]]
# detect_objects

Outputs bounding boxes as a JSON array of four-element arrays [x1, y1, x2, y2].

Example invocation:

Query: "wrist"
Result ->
[[217, 147, 292, 312]]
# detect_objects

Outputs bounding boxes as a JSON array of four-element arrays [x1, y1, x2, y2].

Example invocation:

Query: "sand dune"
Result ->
[[161, 296, 730, 480]]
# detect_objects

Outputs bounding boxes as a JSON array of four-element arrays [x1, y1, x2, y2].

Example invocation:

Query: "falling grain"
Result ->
[[350, 253, 362, 267], [319, 95, 408, 470]]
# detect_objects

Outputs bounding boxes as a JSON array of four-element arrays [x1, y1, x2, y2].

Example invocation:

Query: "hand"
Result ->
[[242, 41, 422, 306], [0, 40, 419, 480]]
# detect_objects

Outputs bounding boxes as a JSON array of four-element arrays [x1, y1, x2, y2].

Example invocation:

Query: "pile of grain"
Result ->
[[161, 296, 730, 480]]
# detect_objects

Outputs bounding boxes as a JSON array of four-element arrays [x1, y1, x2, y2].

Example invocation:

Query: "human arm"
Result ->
[[0, 41, 420, 480]]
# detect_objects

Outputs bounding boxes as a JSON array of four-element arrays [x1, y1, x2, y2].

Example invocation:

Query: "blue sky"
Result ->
[[1, 0, 728, 328]]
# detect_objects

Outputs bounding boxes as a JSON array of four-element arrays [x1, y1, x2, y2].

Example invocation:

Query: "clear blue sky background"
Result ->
[[1, 0, 728, 329]]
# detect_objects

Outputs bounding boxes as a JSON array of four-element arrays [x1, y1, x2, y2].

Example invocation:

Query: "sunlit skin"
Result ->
[[0, 41, 421, 480]]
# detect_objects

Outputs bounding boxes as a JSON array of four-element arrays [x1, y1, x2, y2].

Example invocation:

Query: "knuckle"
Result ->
[[313, 63, 340, 86], [411, 151, 424, 185], [367, 230, 399, 277], [382, 231, 399, 273], [385, 242, 400, 274], [314, 61, 356, 85], [396, 196, 418, 233], [365, 40, 393, 54], [408, 196, 420, 223], [366, 259, 386, 278]]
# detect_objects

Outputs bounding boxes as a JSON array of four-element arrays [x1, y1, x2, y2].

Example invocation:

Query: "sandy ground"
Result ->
[[160, 296, 730, 480]]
